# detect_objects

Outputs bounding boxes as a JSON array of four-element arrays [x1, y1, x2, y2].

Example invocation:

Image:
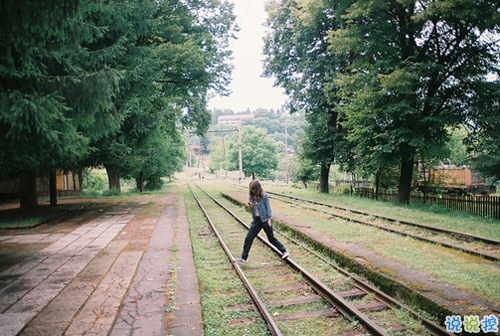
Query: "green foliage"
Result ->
[[263, 0, 354, 190], [330, 0, 500, 201], [82, 169, 108, 191], [144, 176, 164, 191], [226, 126, 279, 178], [102, 188, 120, 197], [333, 186, 351, 196], [465, 81, 500, 182], [246, 109, 305, 152], [0, 0, 121, 178], [208, 137, 229, 173], [264, 0, 500, 201], [292, 156, 320, 188], [80, 0, 236, 191]]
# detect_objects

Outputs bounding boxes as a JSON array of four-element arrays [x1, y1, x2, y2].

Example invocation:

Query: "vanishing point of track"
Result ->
[[189, 183, 451, 335]]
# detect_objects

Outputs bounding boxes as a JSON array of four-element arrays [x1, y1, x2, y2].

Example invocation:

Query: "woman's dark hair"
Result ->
[[249, 179, 263, 201]]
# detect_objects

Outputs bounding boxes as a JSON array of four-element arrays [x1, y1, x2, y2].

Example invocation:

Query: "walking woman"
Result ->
[[236, 180, 288, 264]]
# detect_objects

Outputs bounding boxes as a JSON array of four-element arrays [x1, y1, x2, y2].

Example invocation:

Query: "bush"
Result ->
[[82, 169, 108, 191], [333, 186, 351, 196], [144, 175, 164, 191], [102, 188, 120, 197]]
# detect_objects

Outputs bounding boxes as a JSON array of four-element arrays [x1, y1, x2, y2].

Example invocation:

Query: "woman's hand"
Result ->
[[268, 219, 272, 227]]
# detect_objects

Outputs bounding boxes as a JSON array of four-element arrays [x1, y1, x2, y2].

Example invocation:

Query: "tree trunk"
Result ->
[[19, 172, 38, 210], [105, 166, 121, 193], [375, 169, 381, 201], [49, 170, 57, 206], [136, 172, 143, 193], [319, 164, 330, 193], [397, 156, 414, 203]]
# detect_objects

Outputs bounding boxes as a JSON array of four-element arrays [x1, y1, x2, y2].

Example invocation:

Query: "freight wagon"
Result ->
[[416, 163, 496, 196]]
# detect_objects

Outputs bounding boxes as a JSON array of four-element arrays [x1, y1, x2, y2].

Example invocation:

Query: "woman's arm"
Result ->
[[263, 194, 272, 226]]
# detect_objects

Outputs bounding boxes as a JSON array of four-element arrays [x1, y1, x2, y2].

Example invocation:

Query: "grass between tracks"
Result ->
[[264, 184, 500, 241], [186, 182, 439, 335], [208, 180, 500, 313], [263, 185, 500, 305], [183, 185, 271, 336]]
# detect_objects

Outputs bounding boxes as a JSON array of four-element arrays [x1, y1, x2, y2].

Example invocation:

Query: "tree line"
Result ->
[[263, 0, 500, 202], [0, 0, 237, 209]]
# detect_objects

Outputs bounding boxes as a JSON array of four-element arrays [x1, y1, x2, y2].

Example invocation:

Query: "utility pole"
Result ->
[[222, 136, 227, 177], [238, 118, 243, 183], [285, 120, 289, 184]]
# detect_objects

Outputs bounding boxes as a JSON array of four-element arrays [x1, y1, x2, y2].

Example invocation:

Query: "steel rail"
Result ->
[[194, 183, 393, 336], [274, 228, 452, 336], [265, 190, 500, 246], [267, 193, 500, 262], [218, 181, 500, 247], [188, 184, 283, 336], [205, 183, 452, 335]]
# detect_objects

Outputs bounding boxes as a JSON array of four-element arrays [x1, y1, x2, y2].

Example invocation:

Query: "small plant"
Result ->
[[102, 188, 120, 196], [333, 186, 351, 196], [82, 169, 108, 191]]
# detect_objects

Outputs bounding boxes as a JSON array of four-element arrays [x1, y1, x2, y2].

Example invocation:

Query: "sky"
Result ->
[[207, 0, 288, 113]]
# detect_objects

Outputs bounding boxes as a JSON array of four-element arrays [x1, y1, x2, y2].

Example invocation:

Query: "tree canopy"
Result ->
[[0, 0, 121, 208], [0, 0, 236, 208], [263, 0, 352, 193], [263, 0, 500, 201], [226, 126, 279, 179]]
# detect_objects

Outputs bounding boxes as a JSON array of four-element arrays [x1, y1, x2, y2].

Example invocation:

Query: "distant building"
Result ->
[[218, 114, 253, 125]]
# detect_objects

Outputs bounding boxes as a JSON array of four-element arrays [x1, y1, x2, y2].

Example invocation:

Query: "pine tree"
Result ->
[[0, 0, 121, 209]]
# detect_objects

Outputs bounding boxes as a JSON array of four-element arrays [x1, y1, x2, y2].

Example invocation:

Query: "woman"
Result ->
[[236, 179, 288, 264]]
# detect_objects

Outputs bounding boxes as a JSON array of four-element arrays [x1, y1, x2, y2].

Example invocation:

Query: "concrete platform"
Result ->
[[0, 190, 203, 336]]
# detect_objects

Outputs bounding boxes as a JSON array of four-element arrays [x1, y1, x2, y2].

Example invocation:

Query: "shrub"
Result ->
[[82, 169, 108, 191], [333, 186, 351, 196], [102, 188, 120, 196]]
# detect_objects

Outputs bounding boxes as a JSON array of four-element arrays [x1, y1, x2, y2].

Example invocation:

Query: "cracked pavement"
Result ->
[[0, 190, 203, 336]]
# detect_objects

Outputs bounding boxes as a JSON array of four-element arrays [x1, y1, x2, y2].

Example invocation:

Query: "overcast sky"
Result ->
[[207, 0, 287, 113]]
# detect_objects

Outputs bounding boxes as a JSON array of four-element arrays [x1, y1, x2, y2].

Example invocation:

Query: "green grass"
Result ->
[[0, 211, 61, 229], [183, 185, 271, 336], [263, 184, 500, 241], [0, 182, 177, 229], [203, 180, 500, 310]]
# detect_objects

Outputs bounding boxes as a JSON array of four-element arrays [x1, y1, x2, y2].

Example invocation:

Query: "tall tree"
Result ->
[[263, 0, 351, 193], [466, 81, 500, 182], [0, 0, 121, 209], [81, 0, 236, 192], [329, 0, 500, 202]]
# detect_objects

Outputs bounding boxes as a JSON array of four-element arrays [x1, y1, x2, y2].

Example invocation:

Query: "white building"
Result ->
[[218, 114, 254, 125]]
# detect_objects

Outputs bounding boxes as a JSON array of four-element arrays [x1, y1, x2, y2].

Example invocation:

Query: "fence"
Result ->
[[355, 187, 500, 219]]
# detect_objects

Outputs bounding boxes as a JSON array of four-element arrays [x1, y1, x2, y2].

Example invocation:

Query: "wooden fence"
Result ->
[[355, 187, 500, 219]]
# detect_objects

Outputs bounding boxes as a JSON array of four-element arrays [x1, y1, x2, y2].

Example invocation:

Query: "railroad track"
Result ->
[[221, 181, 500, 262], [189, 183, 451, 335]]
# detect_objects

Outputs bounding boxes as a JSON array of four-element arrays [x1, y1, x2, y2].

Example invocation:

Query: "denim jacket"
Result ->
[[249, 193, 272, 222]]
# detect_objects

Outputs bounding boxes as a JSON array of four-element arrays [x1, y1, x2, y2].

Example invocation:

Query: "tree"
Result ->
[[329, 0, 500, 202], [226, 126, 278, 179], [81, 0, 236, 192], [263, 0, 352, 193], [293, 156, 320, 188], [466, 81, 500, 182], [208, 137, 229, 174], [0, 0, 121, 209]]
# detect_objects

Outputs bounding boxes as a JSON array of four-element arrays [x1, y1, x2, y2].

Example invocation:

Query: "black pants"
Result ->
[[242, 216, 286, 260]]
